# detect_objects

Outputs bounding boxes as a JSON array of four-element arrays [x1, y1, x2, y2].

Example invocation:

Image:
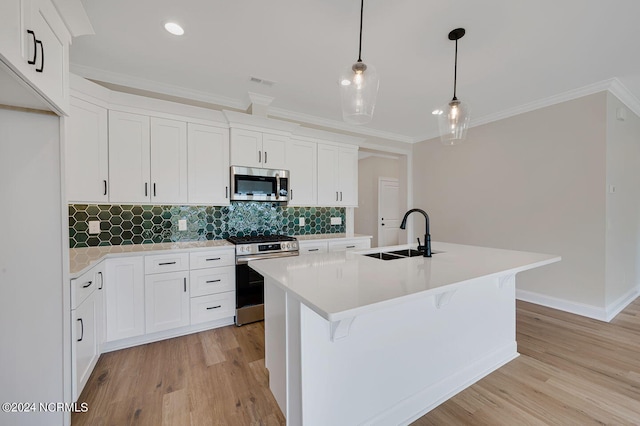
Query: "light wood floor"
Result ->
[[73, 299, 640, 425]]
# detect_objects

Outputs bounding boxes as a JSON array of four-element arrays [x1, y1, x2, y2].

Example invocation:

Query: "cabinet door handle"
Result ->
[[308, 248, 319, 252], [206, 257, 221, 261], [340, 191, 343, 202], [82, 281, 92, 289], [258, 150, 261, 163], [77, 318, 84, 342], [183, 277, 187, 292], [206, 279, 221, 284], [27, 30, 37, 65], [97, 272, 103, 290], [206, 305, 222, 310], [264, 151, 268, 163], [290, 189, 293, 200], [35, 39, 44, 72], [336, 191, 339, 201], [347, 245, 356, 248], [103, 180, 108, 196], [145, 182, 148, 197], [225, 186, 228, 199], [153, 183, 156, 197], [158, 261, 176, 265]]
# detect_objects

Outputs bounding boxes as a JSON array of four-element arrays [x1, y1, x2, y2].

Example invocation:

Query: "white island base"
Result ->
[[252, 243, 560, 425]]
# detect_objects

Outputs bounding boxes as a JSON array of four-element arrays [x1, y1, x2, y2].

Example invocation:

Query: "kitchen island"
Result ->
[[249, 242, 560, 425]]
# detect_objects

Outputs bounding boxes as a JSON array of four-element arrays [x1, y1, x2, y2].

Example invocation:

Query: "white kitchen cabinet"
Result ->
[[298, 241, 328, 255], [108, 111, 150, 203], [191, 291, 235, 325], [230, 128, 288, 169], [328, 238, 371, 252], [188, 247, 236, 325], [145, 270, 190, 333], [150, 117, 188, 203], [105, 256, 144, 341], [71, 264, 101, 402], [287, 139, 317, 206], [65, 97, 108, 202], [0, 0, 73, 114], [108, 112, 188, 204], [187, 123, 230, 205], [317, 143, 358, 207]]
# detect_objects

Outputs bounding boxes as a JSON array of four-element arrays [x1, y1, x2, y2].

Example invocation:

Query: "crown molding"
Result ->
[[70, 64, 246, 110], [413, 78, 637, 144]]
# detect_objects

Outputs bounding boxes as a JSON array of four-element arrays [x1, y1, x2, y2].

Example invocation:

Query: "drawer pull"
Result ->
[[82, 281, 92, 289], [206, 305, 222, 310], [77, 318, 84, 342], [308, 248, 319, 252], [347, 245, 356, 248], [184, 277, 187, 292], [206, 257, 221, 261], [206, 279, 222, 284], [97, 272, 103, 290], [158, 261, 177, 266]]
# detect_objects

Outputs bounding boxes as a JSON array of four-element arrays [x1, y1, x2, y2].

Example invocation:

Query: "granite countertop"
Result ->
[[69, 240, 233, 276], [69, 234, 372, 276], [249, 241, 561, 322]]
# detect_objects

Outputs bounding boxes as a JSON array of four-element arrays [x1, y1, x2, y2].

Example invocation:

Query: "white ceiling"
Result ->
[[70, 0, 640, 143]]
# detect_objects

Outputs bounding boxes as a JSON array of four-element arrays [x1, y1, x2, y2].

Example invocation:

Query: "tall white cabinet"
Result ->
[[287, 138, 317, 206], [317, 143, 359, 207], [188, 123, 230, 204]]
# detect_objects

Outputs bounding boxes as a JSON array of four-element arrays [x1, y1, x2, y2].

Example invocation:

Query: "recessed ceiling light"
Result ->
[[164, 22, 184, 36]]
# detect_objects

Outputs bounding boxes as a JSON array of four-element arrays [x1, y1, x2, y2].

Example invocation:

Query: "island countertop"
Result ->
[[249, 241, 560, 322]]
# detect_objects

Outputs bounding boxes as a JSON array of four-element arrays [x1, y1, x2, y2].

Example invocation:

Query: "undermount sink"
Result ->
[[363, 249, 443, 261]]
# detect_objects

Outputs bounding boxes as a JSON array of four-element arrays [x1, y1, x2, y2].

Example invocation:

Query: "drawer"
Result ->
[[190, 292, 235, 325], [189, 249, 235, 270], [145, 253, 189, 274], [299, 241, 328, 255], [190, 266, 235, 297], [71, 266, 102, 309], [328, 239, 371, 252]]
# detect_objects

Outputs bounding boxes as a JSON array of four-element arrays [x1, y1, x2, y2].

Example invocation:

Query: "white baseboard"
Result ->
[[365, 343, 519, 426], [516, 287, 640, 322]]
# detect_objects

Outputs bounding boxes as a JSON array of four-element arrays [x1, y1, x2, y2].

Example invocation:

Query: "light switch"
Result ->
[[178, 219, 187, 231], [299, 217, 305, 226]]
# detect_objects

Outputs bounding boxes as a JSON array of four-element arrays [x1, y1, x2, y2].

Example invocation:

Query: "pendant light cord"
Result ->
[[452, 38, 458, 100], [358, 0, 364, 62]]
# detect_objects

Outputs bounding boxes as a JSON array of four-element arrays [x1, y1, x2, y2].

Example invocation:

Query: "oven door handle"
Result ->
[[237, 251, 299, 265]]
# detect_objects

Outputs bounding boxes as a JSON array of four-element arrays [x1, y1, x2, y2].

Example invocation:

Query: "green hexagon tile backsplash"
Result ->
[[68, 203, 346, 248]]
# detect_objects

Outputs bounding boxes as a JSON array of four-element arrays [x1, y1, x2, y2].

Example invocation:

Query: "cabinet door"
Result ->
[[66, 98, 108, 202], [317, 143, 339, 205], [287, 139, 317, 206], [93, 266, 106, 351], [108, 111, 150, 203], [338, 147, 358, 206], [261, 133, 288, 169], [72, 290, 97, 401], [150, 117, 187, 203], [145, 271, 190, 333], [0, 0, 24, 65], [230, 128, 261, 168], [187, 123, 230, 205], [105, 256, 145, 341]]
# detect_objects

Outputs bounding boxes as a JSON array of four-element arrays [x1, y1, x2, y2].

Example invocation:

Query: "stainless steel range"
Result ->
[[227, 235, 299, 326]]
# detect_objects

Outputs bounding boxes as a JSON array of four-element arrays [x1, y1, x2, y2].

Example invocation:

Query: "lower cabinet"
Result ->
[[145, 270, 190, 333], [299, 237, 371, 255], [104, 256, 145, 342], [191, 292, 235, 325]]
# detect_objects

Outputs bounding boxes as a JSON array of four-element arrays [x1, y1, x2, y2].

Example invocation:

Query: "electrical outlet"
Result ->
[[178, 219, 187, 231], [88, 221, 100, 235], [330, 217, 342, 225], [299, 217, 305, 226]]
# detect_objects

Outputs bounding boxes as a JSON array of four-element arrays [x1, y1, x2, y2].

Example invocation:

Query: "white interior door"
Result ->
[[378, 177, 401, 247]]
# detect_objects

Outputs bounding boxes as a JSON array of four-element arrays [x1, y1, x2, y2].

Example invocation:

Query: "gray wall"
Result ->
[[412, 92, 609, 309]]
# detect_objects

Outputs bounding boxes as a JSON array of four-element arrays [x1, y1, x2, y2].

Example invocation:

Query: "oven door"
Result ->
[[235, 264, 264, 309]]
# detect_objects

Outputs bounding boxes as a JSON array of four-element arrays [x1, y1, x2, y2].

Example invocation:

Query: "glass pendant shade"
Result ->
[[437, 99, 470, 145], [340, 61, 379, 124]]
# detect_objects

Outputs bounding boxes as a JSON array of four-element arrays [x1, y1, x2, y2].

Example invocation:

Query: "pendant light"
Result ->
[[339, 0, 379, 125], [436, 28, 470, 145]]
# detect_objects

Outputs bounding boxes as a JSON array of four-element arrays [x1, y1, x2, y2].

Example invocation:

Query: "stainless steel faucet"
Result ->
[[399, 208, 432, 257]]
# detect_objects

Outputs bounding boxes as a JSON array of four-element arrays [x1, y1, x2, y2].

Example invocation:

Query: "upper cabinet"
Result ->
[[108, 111, 188, 204], [0, 0, 93, 115], [317, 143, 358, 207], [187, 123, 230, 205], [229, 128, 288, 170], [66, 97, 109, 203], [287, 138, 317, 207]]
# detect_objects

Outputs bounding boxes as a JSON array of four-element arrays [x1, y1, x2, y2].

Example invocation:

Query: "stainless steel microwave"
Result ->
[[230, 166, 289, 202]]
